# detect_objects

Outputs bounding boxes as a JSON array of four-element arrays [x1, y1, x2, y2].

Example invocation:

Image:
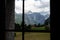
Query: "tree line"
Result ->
[[15, 23, 49, 31]]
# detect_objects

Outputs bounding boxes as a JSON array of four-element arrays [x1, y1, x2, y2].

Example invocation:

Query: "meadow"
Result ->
[[15, 32, 50, 40], [31, 27, 46, 30]]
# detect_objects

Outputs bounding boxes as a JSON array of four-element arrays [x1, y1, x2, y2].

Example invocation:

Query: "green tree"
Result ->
[[27, 24, 31, 30], [15, 23, 21, 30], [45, 26, 49, 31], [40, 25, 45, 27], [34, 24, 37, 27], [37, 23, 41, 27]]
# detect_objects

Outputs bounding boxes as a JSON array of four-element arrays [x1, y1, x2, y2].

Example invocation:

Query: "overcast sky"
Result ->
[[15, 0, 50, 15]]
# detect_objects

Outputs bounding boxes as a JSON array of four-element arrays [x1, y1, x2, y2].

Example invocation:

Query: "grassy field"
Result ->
[[32, 27, 46, 30], [15, 32, 22, 40], [15, 32, 50, 40]]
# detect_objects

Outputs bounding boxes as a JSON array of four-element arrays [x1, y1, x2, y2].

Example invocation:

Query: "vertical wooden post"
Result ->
[[0, 0, 5, 40], [5, 0, 15, 40], [5, 32, 15, 40], [5, 0, 15, 30]]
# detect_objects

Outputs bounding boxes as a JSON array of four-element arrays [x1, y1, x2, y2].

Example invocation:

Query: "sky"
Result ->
[[15, 0, 50, 15]]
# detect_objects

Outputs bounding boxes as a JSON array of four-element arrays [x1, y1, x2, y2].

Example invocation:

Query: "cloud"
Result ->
[[15, 0, 50, 15], [34, 2, 50, 8], [24, 0, 50, 13], [15, 0, 22, 13]]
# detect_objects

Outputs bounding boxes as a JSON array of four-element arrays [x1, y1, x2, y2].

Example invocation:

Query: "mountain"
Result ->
[[44, 14, 50, 20], [45, 17, 50, 25], [15, 11, 50, 25], [15, 13, 22, 24], [24, 13, 45, 25]]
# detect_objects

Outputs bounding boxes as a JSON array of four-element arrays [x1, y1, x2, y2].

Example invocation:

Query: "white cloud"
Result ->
[[15, 0, 22, 13], [25, 0, 50, 13], [15, 0, 50, 14]]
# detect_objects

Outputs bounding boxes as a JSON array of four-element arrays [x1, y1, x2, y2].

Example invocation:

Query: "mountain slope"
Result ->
[[15, 12, 49, 25], [24, 13, 45, 25], [45, 17, 50, 25]]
